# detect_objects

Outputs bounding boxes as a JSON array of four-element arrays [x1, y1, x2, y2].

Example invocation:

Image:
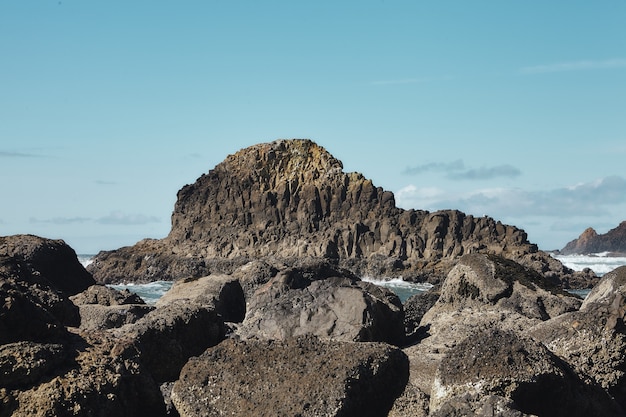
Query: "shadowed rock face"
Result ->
[[88, 139, 593, 288]]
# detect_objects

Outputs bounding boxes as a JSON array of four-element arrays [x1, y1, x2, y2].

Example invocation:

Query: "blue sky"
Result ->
[[1, 1, 625, 254]]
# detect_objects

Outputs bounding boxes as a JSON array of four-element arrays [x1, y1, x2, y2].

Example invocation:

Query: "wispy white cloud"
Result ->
[[30, 217, 92, 225], [0, 150, 39, 158], [371, 75, 454, 85], [403, 159, 521, 180], [395, 176, 626, 219], [520, 58, 626, 74], [402, 159, 465, 175], [96, 211, 160, 225]]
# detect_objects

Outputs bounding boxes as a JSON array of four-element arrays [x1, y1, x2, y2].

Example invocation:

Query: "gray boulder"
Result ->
[[235, 261, 405, 345], [527, 265, 626, 410], [171, 335, 408, 417], [404, 254, 581, 397], [431, 328, 621, 417], [156, 274, 245, 323], [111, 302, 225, 383]]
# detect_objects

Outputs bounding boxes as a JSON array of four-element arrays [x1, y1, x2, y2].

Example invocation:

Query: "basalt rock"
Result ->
[[527, 266, 626, 410], [171, 335, 409, 417], [403, 253, 582, 397], [156, 274, 245, 323], [0, 234, 94, 296], [431, 328, 621, 417], [88, 139, 592, 289], [234, 260, 405, 345], [561, 221, 626, 255]]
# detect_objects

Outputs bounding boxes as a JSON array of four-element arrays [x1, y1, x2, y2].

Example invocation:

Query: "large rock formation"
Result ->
[[88, 139, 593, 288], [561, 221, 626, 255]]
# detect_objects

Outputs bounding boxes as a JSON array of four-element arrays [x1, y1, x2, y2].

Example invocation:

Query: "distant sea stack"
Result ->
[[560, 221, 626, 255], [88, 139, 593, 287]]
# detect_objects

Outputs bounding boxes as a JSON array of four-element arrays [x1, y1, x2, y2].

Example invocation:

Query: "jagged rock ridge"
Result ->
[[88, 139, 594, 287], [561, 221, 626, 255]]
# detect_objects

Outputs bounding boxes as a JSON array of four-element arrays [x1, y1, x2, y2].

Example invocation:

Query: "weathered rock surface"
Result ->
[[71, 284, 145, 306], [0, 331, 167, 417], [431, 328, 621, 417], [0, 234, 94, 296], [403, 253, 582, 397], [111, 302, 225, 384], [171, 335, 409, 417], [561, 221, 626, 255], [88, 139, 593, 289], [156, 274, 245, 323], [527, 266, 626, 410], [234, 260, 405, 345], [70, 284, 154, 331]]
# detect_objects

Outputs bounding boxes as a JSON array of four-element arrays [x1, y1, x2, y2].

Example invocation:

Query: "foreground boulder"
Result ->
[[430, 328, 621, 417], [0, 332, 167, 417], [172, 335, 409, 417], [403, 253, 582, 397], [528, 265, 626, 410], [234, 261, 405, 345], [0, 234, 94, 296], [111, 302, 226, 383]]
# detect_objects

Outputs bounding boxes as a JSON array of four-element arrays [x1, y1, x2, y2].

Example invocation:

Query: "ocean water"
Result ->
[[361, 277, 433, 303], [77, 253, 626, 305], [552, 252, 626, 276]]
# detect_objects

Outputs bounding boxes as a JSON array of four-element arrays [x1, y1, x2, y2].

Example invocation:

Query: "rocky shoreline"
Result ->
[[1, 234, 625, 416], [2, 140, 624, 416]]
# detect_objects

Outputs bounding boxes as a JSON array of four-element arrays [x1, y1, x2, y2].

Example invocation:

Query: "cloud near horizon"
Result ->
[[395, 175, 626, 219], [0, 150, 39, 158], [30, 216, 92, 225], [520, 58, 626, 74], [96, 211, 160, 226], [403, 159, 521, 180]]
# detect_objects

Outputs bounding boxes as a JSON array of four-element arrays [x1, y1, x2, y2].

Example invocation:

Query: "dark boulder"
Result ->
[[431, 328, 622, 417], [111, 302, 225, 383], [0, 234, 94, 296], [171, 335, 409, 417]]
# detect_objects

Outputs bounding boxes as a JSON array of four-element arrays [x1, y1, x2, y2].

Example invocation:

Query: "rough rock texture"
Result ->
[[111, 302, 226, 384], [88, 139, 593, 289], [156, 274, 245, 323], [431, 328, 621, 417], [0, 331, 167, 417], [171, 336, 409, 417], [561, 221, 626, 255], [71, 284, 145, 306], [527, 266, 626, 410], [234, 260, 405, 345], [70, 285, 154, 331], [403, 253, 582, 398], [0, 234, 94, 296], [403, 287, 440, 344]]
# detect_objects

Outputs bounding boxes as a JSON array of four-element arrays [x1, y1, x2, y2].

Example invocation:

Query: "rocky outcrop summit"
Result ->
[[561, 221, 626, 255], [88, 139, 594, 289]]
